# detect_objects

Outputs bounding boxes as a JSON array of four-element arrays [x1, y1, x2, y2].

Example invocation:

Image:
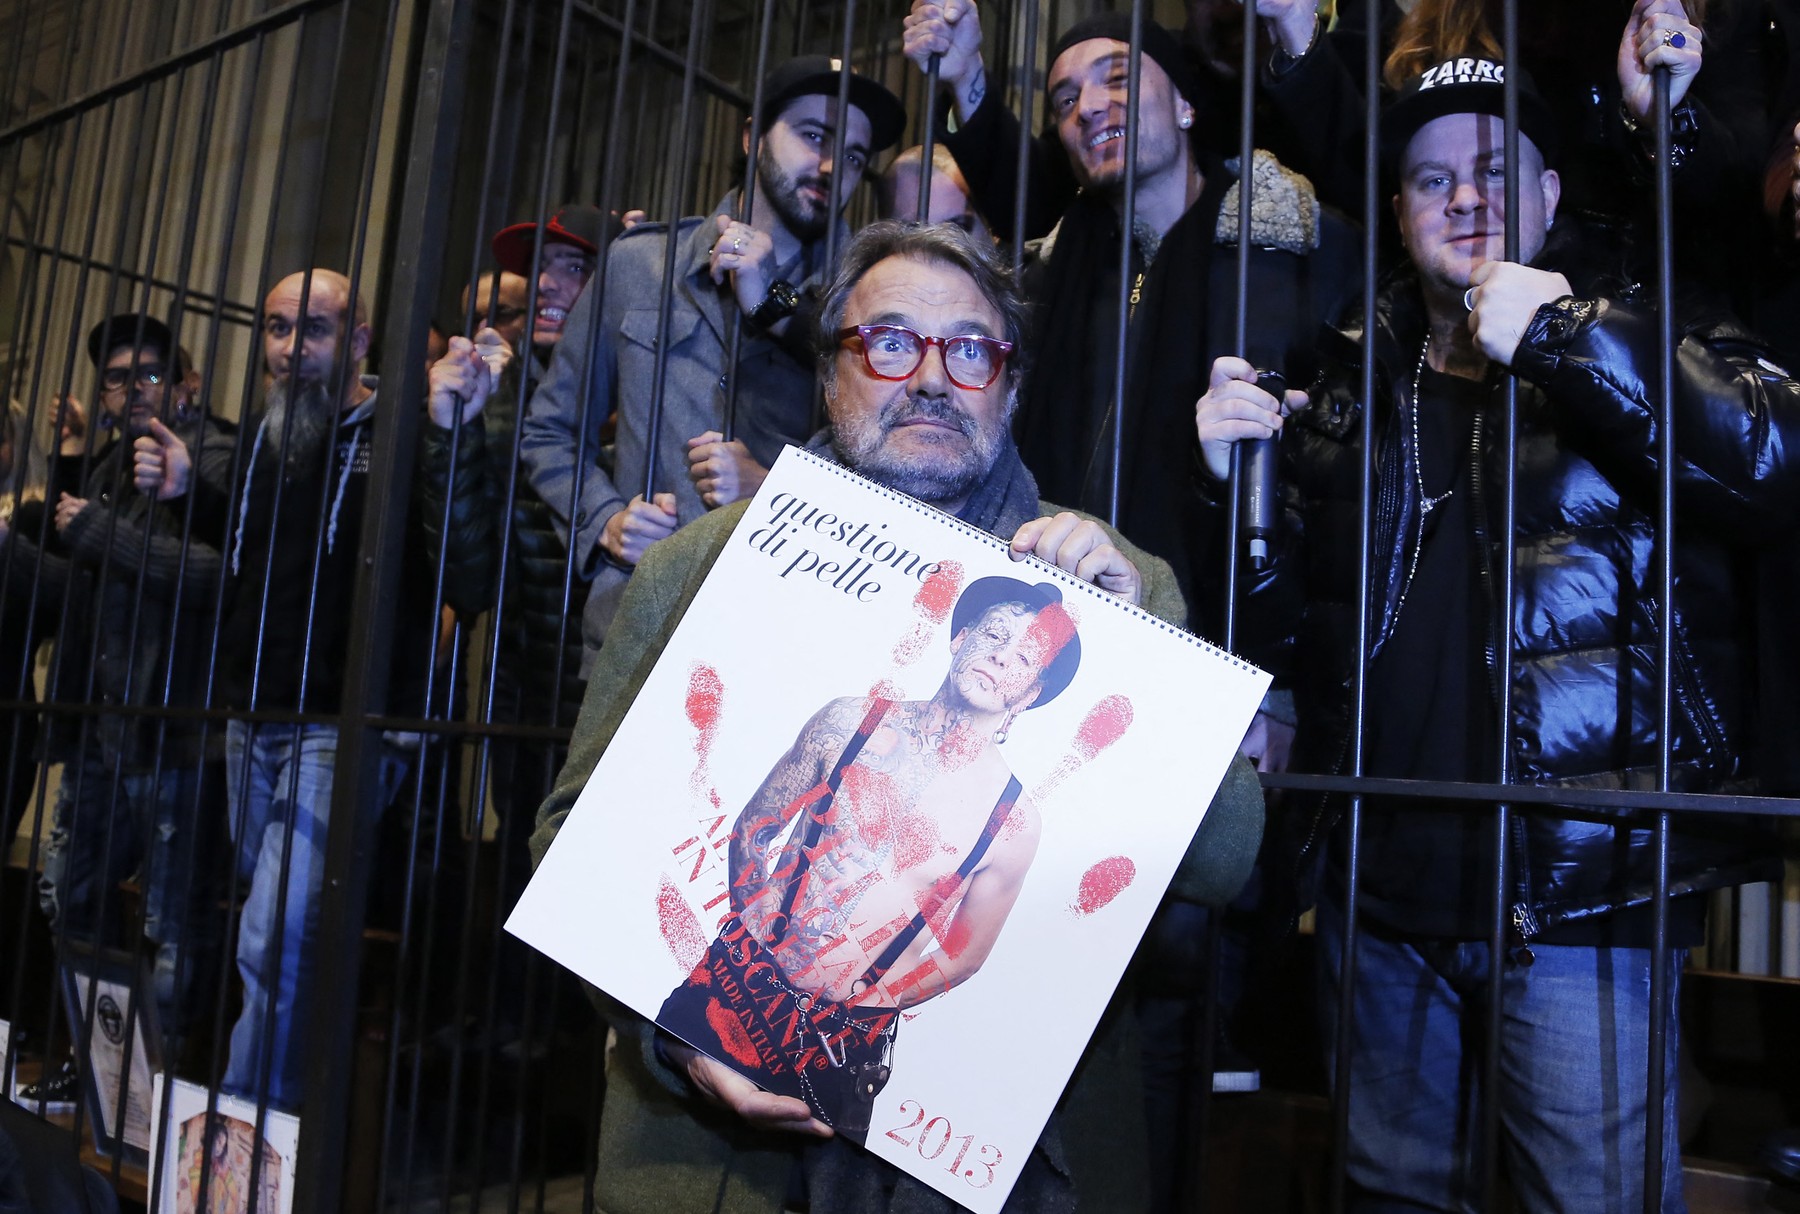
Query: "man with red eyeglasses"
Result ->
[[530, 221, 1266, 1210]]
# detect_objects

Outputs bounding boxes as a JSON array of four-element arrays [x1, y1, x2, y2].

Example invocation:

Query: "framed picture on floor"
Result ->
[[149, 1075, 300, 1214], [58, 941, 159, 1159]]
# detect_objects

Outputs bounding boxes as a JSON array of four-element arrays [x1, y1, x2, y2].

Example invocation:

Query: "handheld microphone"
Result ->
[[1242, 369, 1285, 570]]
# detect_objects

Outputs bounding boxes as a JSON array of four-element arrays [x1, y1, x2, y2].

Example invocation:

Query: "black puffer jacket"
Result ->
[[417, 357, 589, 727], [1241, 247, 1800, 942]]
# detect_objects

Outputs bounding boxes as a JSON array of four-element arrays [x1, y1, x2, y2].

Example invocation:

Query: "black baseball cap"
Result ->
[[1047, 14, 1202, 111], [86, 313, 183, 376], [491, 203, 612, 277], [950, 576, 1082, 708], [1380, 57, 1561, 175], [757, 55, 907, 154]]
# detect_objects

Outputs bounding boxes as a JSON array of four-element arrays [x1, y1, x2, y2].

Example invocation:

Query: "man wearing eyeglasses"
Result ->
[[529, 222, 1266, 1210], [517, 57, 906, 672], [26, 314, 234, 1076]]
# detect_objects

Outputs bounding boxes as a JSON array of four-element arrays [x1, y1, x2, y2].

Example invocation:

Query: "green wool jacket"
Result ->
[[531, 498, 1265, 1214]]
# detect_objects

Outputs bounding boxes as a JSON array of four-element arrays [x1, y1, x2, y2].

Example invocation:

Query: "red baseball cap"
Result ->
[[490, 203, 608, 277]]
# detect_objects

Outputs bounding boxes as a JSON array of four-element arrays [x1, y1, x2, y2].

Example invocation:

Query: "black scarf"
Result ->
[[1014, 163, 1231, 596]]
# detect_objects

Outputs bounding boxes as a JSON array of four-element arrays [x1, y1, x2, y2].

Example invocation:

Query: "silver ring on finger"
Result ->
[[1463, 287, 1476, 312]]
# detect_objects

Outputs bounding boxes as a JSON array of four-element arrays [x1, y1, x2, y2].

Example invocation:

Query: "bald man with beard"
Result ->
[[139, 268, 453, 1110]]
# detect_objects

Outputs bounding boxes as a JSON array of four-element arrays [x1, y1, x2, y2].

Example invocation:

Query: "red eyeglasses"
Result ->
[[836, 324, 1014, 390]]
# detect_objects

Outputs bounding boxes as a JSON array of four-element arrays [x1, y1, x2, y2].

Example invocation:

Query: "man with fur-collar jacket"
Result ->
[[904, 5, 1359, 622], [1196, 59, 1800, 1212]]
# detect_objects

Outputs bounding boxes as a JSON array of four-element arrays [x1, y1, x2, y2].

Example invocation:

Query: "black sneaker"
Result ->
[[15, 1057, 78, 1113]]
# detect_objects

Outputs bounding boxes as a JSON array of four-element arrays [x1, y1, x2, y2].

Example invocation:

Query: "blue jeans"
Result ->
[[222, 721, 407, 1111], [1316, 897, 1685, 1213], [38, 749, 223, 1039]]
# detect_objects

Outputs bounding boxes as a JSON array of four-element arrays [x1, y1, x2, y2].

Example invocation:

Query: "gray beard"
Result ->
[[263, 376, 339, 475], [830, 390, 1005, 507]]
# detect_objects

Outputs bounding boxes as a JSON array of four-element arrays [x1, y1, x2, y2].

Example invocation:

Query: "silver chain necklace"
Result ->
[[1396, 335, 1455, 617], [1411, 335, 1456, 515]]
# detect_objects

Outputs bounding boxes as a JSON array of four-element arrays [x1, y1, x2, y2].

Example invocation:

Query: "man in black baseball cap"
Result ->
[[518, 55, 905, 668], [756, 54, 908, 156], [1378, 55, 1561, 179], [1196, 50, 1800, 1214]]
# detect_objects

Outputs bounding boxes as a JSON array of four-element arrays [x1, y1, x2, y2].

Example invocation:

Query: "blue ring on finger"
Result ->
[[1664, 30, 1687, 48]]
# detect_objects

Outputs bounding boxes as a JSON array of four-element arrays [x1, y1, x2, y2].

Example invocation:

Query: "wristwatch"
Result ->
[[747, 279, 799, 331]]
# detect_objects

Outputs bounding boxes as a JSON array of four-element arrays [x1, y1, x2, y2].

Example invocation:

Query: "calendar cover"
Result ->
[[510, 447, 1267, 1212]]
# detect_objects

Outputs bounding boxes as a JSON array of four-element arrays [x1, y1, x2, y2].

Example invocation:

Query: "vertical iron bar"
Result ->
[[458, 0, 523, 338], [640, 0, 715, 503], [1482, 1, 1522, 1205], [916, 55, 940, 218], [30, 12, 153, 1146], [1330, 2, 1381, 1209], [0, 0, 90, 1064], [169, 19, 314, 1205], [293, 0, 476, 1207], [381, 0, 521, 1207], [539, 0, 640, 916], [0, 0, 44, 124], [1105, 0, 1144, 529], [625, 0, 662, 214], [1008, 0, 1039, 274], [458, 4, 582, 1202], [242, 0, 374, 1176], [722, 0, 777, 443], [1192, 2, 1265, 1200], [182, 38, 283, 1197], [244, 0, 378, 1186], [1222, 0, 1258, 652], [87, 37, 219, 1188], [1645, 61, 1676, 1214], [821, 0, 858, 279], [141, 37, 252, 1209], [191, 27, 290, 1169], [0, 0, 52, 280]]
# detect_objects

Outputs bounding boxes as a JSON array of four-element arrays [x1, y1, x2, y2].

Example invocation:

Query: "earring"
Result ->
[[994, 711, 1016, 745], [1179, 113, 1192, 129]]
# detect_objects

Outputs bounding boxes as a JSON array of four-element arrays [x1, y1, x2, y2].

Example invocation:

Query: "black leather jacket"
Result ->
[[1241, 257, 1800, 942]]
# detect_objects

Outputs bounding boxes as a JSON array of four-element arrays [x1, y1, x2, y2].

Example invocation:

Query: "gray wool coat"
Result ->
[[518, 194, 832, 665]]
